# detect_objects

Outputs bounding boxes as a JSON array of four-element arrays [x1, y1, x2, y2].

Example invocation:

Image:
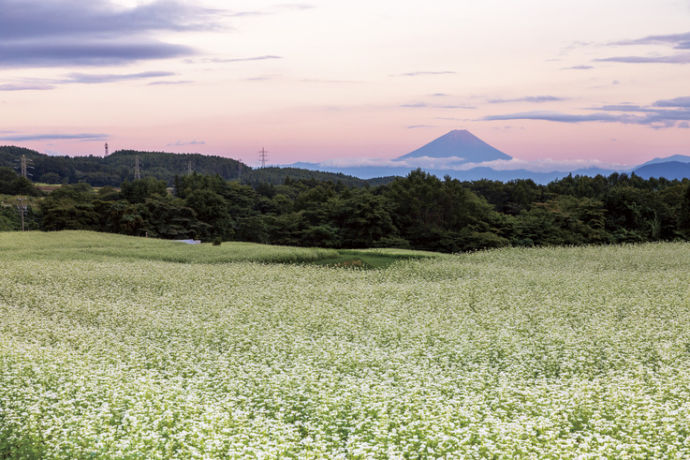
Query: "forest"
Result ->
[[2, 164, 689, 252]]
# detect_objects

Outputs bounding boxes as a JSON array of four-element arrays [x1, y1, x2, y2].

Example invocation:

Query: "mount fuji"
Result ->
[[396, 129, 511, 163]]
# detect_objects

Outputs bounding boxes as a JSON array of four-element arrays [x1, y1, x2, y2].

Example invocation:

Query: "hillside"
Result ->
[[0, 146, 379, 187]]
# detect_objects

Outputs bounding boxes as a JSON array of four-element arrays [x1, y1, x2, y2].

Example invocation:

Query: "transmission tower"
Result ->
[[20, 154, 28, 179], [16, 197, 27, 231], [104, 142, 109, 157], [187, 159, 193, 176], [134, 156, 141, 180], [259, 147, 268, 169]]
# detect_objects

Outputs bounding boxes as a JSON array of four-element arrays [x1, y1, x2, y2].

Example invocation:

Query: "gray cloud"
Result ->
[[0, 40, 194, 68], [0, 0, 221, 67], [0, 83, 55, 91], [599, 31, 690, 65], [562, 65, 594, 70], [483, 96, 690, 128], [206, 55, 283, 63], [596, 54, 690, 64], [483, 111, 623, 123], [614, 32, 690, 49], [653, 96, 690, 108], [147, 80, 193, 86], [395, 71, 456, 77], [166, 140, 205, 147], [0, 133, 108, 141], [488, 95, 565, 104], [0, 0, 220, 40], [64, 71, 175, 84], [401, 102, 474, 109]]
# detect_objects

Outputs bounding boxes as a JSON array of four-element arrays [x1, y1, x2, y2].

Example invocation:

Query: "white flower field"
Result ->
[[1, 231, 689, 458]]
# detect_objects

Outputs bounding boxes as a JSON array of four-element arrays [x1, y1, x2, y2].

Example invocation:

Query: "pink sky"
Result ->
[[0, 0, 688, 168]]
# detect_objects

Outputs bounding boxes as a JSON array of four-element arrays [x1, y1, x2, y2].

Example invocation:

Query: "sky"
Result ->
[[0, 0, 689, 169]]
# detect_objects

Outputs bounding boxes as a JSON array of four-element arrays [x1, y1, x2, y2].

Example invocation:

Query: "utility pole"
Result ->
[[16, 197, 27, 231], [259, 148, 268, 169], [134, 156, 141, 180], [20, 155, 28, 179], [104, 142, 109, 157]]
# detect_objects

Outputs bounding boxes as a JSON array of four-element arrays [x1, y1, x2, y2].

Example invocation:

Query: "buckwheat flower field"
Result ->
[[1, 231, 689, 458]]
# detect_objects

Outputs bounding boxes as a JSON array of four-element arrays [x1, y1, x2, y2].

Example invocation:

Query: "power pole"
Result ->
[[20, 155, 28, 179], [259, 148, 268, 169], [134, 156, 141, 180], [16, 197, 27, 231], [104, 142, 109, 157]]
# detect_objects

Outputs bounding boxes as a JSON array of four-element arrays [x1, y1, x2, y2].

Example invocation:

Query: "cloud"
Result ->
[[274, 4, 315, 11], [166, 140, 205, 147], [394, 71, 456, 77], [482, 111, 623, 123], [0, 83, 55, 91], [401, 102, 474, 109], [63, 71, 175, 84], [483, 96, 690, 128], [0, 71, 178, 92], [596, 54, 690, 64], [0, 133, 108, 141], [598, 31, 690, 65], [0, 0, 221, 67], [305, 156, 631, 172], [147, 80, 193, 86], [205, 55, 282, 63], [653, 96, 690, 108], [0, 40, 194, 68], [614, 31, 690, 48], [407, 125, 436, 129], [488, 95, 565, 104], [562, 65, 594, 70]]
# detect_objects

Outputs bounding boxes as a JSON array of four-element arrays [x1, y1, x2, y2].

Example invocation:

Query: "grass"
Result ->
[[1, 231, 689, 458], [0, 231, 438, 268]]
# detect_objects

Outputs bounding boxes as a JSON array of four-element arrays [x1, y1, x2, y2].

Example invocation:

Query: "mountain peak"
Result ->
[[396, 129, 512, 163]]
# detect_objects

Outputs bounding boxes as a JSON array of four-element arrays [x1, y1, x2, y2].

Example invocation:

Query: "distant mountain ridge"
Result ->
[[289, 130, 690, 183]]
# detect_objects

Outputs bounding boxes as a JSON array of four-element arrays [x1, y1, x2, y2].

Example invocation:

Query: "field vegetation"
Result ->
[[1, 231, 689, 458]]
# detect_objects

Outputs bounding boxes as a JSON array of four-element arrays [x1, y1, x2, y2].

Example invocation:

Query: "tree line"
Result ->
[[2, 165, 689, 251]]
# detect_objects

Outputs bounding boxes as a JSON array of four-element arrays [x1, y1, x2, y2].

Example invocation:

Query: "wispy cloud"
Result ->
[[483, 96, 690, 128], [0, 132, 108, 141], [488, 95, 565, 104], [166, 140, 205, 147], [0, 0, 222, 67], [205, 55, 283, 63], [394, 71, 456, 77], [596, 54, 690, 64], [0, 83, 55, 91], [407, 125, 436, 129], [562, 65, 594, 70], [64, 71, 175, 84], [598, 31, 690, 65], [147, 80, 193, 86], [305, 156, 630, 172], [401, 102, 474, 109], [613, 32, 690, 48], [483, 111, 623, 123]]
